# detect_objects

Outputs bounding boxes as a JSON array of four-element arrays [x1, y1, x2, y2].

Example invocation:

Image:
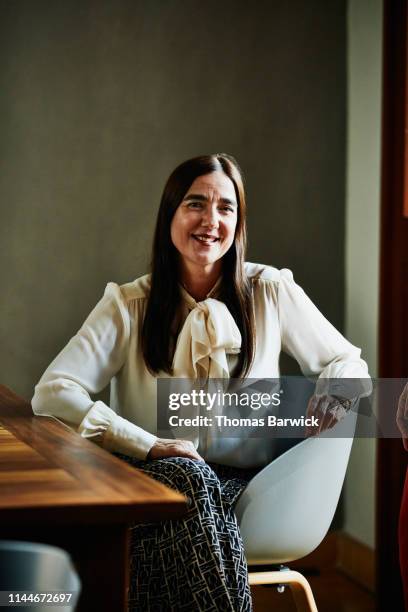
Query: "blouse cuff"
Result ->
[[315, 367, 372, 399], [78, 401, 157, 460]]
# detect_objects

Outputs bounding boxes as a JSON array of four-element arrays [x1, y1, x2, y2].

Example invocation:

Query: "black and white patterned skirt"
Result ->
[[116, 455, 257, 612]]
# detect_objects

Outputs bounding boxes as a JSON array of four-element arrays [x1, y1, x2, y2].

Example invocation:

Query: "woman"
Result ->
[[32, 153, 369, 611]]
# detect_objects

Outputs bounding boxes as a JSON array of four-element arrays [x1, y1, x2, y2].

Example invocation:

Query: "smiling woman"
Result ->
[[32, 153, 370, 611]]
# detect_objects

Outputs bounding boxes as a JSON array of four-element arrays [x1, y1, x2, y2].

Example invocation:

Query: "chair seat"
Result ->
[[236, 414, 355, 565]]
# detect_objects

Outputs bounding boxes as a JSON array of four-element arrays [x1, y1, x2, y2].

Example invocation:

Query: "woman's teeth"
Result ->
[[193, 235, 219, 243]]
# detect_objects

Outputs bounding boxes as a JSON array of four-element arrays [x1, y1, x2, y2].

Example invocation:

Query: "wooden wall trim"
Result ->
[[291, 531, 375, 592], [377, 1, 408, 610], [336, 532, 375, 593]]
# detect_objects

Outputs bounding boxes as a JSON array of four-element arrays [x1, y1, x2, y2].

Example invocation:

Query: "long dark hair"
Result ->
[[141, 153, 255, 378]]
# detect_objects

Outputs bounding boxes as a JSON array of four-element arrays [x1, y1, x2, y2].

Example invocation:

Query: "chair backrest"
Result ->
[[235, 414, 355, 565], [0, 540, 81, 611]]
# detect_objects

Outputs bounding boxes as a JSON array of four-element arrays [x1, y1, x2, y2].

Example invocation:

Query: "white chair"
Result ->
[[235, 415, 355, 612], [0, 540, 81, 611]]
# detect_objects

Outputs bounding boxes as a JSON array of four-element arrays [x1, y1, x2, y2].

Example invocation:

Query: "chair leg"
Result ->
[[249, 569, 318, 612]]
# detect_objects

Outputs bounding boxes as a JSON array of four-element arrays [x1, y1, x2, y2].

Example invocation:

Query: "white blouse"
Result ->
[[31, 262, 369, 467]]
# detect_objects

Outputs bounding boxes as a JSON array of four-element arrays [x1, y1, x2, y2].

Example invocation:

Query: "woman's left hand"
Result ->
[[305, 394, 351, 437]]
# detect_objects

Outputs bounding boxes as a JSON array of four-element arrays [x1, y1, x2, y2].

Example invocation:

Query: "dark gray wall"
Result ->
[[0, 0, 346, 398]]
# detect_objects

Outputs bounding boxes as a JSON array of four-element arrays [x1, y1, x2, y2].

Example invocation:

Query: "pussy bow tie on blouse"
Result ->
[[169, 298, 241, 452], [172, 298, 242, 380]]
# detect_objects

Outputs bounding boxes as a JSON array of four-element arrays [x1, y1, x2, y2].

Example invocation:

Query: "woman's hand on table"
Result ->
[[397, 383, 408, 452], [305, 394, 352, 437], [147, 438, 204, 461]]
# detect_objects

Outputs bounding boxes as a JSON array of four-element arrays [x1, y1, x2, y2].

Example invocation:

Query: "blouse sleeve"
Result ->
[[276, 269, 371, 396], [31, 283, 157, 459]]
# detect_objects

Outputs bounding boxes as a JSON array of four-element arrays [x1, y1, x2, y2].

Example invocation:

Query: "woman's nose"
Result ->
[[201, 207, 219, 228]]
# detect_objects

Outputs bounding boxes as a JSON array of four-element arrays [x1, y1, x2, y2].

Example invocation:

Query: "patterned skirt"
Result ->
[[115, 455, 258, 612]]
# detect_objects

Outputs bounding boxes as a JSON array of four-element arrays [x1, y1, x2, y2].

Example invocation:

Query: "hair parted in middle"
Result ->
[[141, 153, 255, 378]]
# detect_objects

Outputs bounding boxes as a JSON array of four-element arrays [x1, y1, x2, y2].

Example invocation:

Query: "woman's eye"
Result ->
[[187, 202, 203, 209], [220, 206, 234, 213]]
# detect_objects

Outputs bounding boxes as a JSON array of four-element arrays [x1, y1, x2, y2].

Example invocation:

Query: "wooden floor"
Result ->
[[252, 568, 376, 612]]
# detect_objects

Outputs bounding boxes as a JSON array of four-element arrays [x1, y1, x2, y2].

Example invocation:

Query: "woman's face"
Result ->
[[170, 171, 238, 273]]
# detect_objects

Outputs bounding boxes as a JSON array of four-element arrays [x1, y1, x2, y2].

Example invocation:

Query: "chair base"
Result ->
[[249, 568, 318, 612]]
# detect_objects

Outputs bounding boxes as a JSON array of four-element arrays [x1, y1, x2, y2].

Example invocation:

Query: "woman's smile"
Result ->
[[191, 233, 220, 246]]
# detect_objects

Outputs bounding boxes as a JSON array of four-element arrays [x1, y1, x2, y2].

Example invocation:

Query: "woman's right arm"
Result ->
[[31, 283, 157, 459], [32, 283, 203, 461]]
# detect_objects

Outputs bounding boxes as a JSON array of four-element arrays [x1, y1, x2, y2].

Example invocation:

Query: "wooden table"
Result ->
[[0, 384, 187, 611]]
